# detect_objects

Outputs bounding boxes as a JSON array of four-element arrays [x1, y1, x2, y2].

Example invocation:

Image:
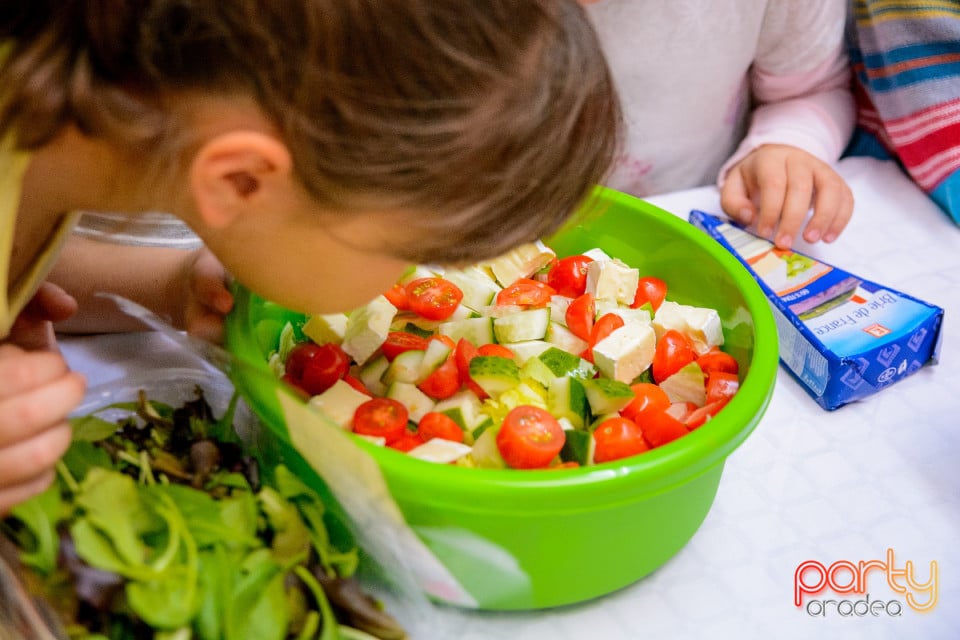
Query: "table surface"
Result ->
[[61, 157, 958, 640]]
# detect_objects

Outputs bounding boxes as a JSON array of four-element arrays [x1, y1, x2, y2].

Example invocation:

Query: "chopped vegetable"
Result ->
[[0, 387, 407, 640], [275, 245, 742, 469]]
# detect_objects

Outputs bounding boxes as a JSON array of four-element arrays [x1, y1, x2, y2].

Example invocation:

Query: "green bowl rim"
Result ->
[[226, 187, 779, 506]]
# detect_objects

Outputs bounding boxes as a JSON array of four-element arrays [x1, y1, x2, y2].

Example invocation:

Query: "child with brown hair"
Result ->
[[0, 0, 621, 513]]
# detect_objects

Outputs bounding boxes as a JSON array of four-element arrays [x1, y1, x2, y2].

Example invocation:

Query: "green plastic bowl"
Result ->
[[225, 188, 778, 610]]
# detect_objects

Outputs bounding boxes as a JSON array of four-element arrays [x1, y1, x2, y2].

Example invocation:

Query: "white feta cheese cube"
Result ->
[[407, 438, 473, 464], [652, 300, 724, 354], [591, 322, 656, 383], [386, 382, 435, 422], [341, 295, 397, 365], [307, 379, 371, 429], [548, 295, 572, 325], [545, 321, 589, 355], [482, 240, 556, 287], [582, 247, 612, 262], [585, 258, 639, 305], [302, 313, 348, 345], [682, 306, 725, 354]]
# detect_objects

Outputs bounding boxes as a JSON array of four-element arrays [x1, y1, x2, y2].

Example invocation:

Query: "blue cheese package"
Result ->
[[688, 210, 944, 410]]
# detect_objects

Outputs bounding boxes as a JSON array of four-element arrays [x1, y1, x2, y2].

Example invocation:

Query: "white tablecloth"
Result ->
[[61, 158, 958, 640]]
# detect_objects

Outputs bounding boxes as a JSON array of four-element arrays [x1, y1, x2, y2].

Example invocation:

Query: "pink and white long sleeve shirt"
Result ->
[[584, 0, 855, 197]]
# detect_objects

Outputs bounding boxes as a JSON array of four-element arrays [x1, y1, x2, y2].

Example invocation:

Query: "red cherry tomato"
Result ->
[[388, 432, 423, 452], [697, 348, 740, 378], [590, 313, 625, 346], [620, 382, 671, 422], [565, 293, 595, 342], [405, 277, 463, 320], [454, 338, 478, 379], [477, 343, 515, 359], [593, 416, 649, 463], [667, 401, 698, 422], [432, 334, 456, 349], [353, 397, 409, 444], [684, 400, 728, 430], [417, 354, 461, 399], [279, 373, 310, 399], [634, 408, 689, 448], [536, 257, 559, 282], [383, 283, 409, 310], [381, 331, 430, 361], [546, 255, 593, 298], [706, 371, 740, 405], [496, 278, 556, 308], [284, 342, 322, 381], [417, 412, 464, 443], [342, 373, 372, 396], [286, 342, 350, 396], [496, 405, 566, 469], [453, 338, 488, 399], [652, 329, 696, 383], [631, 276, 668, 311]]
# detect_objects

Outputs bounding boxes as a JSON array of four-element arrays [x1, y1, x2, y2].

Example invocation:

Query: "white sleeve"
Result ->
[[717, 0, 856, 185]]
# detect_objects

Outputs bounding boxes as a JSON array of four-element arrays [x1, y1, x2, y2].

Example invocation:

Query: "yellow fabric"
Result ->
[[0, 135, 81, 338]]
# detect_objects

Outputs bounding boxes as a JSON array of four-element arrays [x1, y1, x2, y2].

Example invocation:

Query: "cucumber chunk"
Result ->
[[581, 378, 634, 415], [560, 428, 595, 465], [468, 355, 521, 398], [547, 376, 589, 429], [493, 308, 551, 343]]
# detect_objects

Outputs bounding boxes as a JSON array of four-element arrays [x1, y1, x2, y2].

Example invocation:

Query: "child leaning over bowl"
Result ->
[[0, 0, 622, 515], [580, 0, 856, 250]]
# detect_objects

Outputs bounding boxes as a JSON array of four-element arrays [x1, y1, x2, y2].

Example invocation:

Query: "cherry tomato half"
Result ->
[[383, 283, 410, 310], [405, 277, 463, 321], [353, 397, 409, 444], [620, 382, 671, 422], [684, 400, 728, 430], [697, 347, 740, 378], [381, 331, 430, 361], [285, 342, 350, 396], [706, 371, 740, 405], [342, 373, 372, 396], [590, 313, 625, 346], [651, 329, 696, 383], [496, 278, 556, 308], [634, 408, 689, 448], [454, 338, 488, 399], [631, 276, 668, 311], [565, 293, 595, 342], [417, 412, 464, 443], [593, 416, 649, 463], [388, 432, 423, 452], [496, 405, 566, 469], [417, 354, 461, 399], [546, 255, 593, 298], [477, 343, 515, 359]]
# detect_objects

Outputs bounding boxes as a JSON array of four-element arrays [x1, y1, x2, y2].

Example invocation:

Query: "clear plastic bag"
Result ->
[[3, 365, 436, 639]]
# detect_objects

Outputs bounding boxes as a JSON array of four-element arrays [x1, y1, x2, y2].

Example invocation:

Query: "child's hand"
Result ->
[[0, 284, 86, 515], [720, 144, 854, 249], [182, 247, 234, 344]]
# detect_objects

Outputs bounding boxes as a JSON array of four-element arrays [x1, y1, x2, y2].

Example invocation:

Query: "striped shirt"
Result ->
[[847, 0, 960, 224]]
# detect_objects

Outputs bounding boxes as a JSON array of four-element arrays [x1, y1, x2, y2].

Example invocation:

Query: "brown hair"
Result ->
[[0, 0, 621, 264]]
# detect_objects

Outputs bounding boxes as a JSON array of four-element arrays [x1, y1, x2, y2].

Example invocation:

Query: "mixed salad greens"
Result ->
[[271, 242, 743, 470], [0, 386, 406, 640]]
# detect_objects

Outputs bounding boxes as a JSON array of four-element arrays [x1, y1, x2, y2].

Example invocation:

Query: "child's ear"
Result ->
[[189, 131, 293, 229]]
